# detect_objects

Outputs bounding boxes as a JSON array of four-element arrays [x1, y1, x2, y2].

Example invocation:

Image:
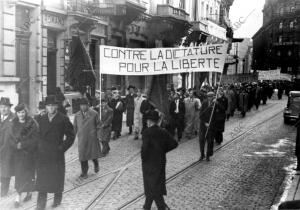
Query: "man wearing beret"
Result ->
[[35, 95, 75, 210], [0, 97, 15, 197], [73, 97, 102, 178]]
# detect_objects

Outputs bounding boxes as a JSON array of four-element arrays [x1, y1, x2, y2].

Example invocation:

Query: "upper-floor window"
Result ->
[[290, 21, 294, 29], [179, 0, 185, 9], [166, 0, 171, 5], [210, 7, 212, 19], [206, 4, 209, 18], [279, 7, 284, 15], [291, 6, 295, 13], [278, 35, 282, 43], [279, 22, 283, 29]]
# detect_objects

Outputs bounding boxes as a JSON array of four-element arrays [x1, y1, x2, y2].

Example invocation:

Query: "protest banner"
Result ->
[[258, 71, 270, 80], [99, 44, 228, 75]]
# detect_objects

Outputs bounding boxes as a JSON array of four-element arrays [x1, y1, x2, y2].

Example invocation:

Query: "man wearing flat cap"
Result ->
[[73, 97, 102, 179], [125, 85, 136, 135], [0, 97, 15, 197], [35, 95, 75, 210], [141, 110, 178, 210]]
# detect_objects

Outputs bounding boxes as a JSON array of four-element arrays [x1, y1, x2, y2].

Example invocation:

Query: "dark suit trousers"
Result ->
[[0, 177, 11, 197], [37, 192, 62, 210], [170, 115, 184, 140], [144, 195, 166, 210], [81, 159, 99, 175], [199, 124, 214, 157], [215, 131, 223, 144]]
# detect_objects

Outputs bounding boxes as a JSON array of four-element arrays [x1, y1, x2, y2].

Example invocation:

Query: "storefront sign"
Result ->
[[207, 20, 227, 41], [99, 44, 228, 75], [43, 13, 65, 29]]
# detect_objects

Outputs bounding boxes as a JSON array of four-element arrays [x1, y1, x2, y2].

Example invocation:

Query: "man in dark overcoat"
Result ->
[[169, 92, 185, 142], [108, 90, 125, 140], [0, 97, 15, 197], [140, 93, 155, 132], [100, 95, 113, 156], [215, 89, 228, 145], [199, 92, 218, 161], [141, 110, 178, 210], [125, 85, 136, 135], [35, 95, 75, 210]]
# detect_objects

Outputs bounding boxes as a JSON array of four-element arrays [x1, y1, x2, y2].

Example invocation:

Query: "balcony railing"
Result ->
[[67, 0, 146, 16], [156, 4, 190, 22]]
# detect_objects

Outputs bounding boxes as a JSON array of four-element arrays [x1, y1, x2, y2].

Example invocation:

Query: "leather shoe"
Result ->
[[23, 193, 32, 202], [94, 166, 99, 173], [206, 156, 210, 161], [79, 173, 88, 179], [51, 202, 61, 208]]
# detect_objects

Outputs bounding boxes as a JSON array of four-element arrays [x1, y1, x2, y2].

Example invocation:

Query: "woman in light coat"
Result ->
[[133, 89, 145, 140]]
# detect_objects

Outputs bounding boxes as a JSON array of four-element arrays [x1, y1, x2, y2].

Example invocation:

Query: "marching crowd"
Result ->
[[0, 80, 290, 210]]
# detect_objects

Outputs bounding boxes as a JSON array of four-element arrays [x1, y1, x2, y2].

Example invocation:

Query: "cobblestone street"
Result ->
[[0, 98, 297, 210]]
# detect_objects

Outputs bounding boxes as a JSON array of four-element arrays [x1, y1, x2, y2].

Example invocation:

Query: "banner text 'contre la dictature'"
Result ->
[[99, 44, 228, 75]]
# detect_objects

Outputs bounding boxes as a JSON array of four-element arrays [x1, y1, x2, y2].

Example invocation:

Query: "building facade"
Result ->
[[227, 38, 253, 75], [252, 0, 300, 78], [0, 0, 234, 113]]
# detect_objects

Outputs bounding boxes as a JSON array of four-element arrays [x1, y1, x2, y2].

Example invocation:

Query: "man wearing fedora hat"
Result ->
[[73, 97, 102, 178], [125, 85, 136, 135], [141, 110, 178, 210], [0, 97, 15, 197], [35, 95, 75, 210]]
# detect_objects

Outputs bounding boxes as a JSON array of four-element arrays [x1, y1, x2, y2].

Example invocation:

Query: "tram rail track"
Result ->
[[0, 105, 284, 210], [117, 109, 283, 210]]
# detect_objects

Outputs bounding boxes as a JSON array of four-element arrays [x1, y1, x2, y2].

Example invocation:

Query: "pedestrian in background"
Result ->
[[35, 95, 75, 210], [184, 88, 199, 139], [0, 97, 15, 197], [133, 89, 145, 140], [169, 92, 185, 142], [239, 88, 249, 118], [199, 92, 217, 161], [215, 89, 228, 145], [141, 110, 178, 210], [140, 93, 155, 132], [100, 94, 113, 156], [109, 89, 125, 140], [8, 103, 38, 207], [73, 98, 101, 179], [34, 101, 46, 125], [125, 85, 136, 135]]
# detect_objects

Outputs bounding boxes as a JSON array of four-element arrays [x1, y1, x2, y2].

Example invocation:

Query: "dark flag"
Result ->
[[148, 75, 170, 126], [66, 36, 96, 92]]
